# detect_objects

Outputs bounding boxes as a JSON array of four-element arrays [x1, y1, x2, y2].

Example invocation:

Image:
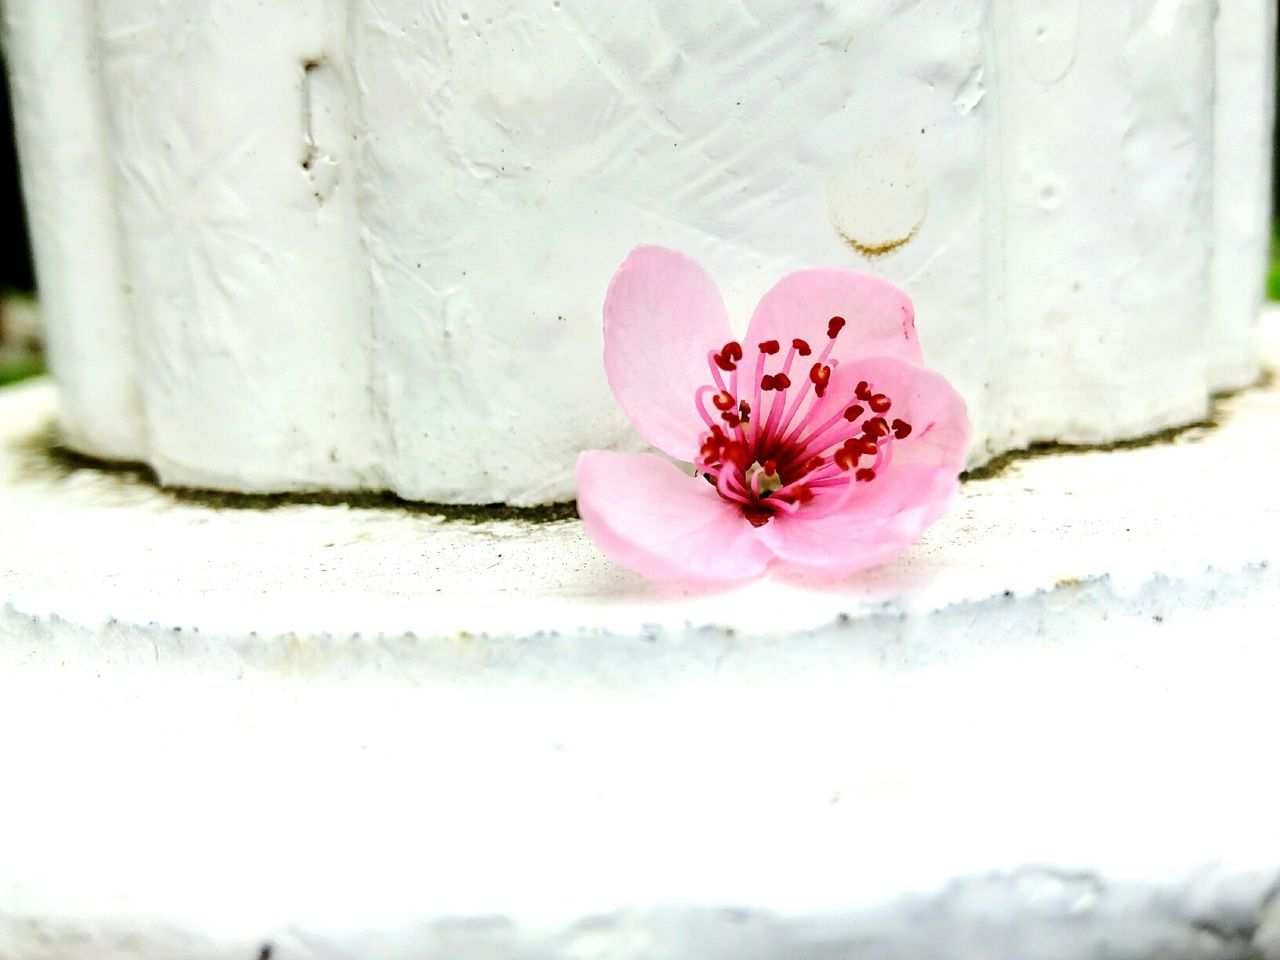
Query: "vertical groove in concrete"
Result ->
[[1209, 0, 1278, 390], [94, 0, 382, 491], [2, 0, 146, 459]]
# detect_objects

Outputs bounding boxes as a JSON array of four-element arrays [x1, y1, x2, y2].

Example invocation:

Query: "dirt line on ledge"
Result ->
[[10, 421, 580, 523], [8, 369, 1273, 514], [960, 369, 1273, 482]]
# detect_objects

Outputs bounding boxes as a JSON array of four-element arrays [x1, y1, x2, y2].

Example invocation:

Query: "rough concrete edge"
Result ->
[[4, 864, 1280, 960], [3, 559, 1275, 686]]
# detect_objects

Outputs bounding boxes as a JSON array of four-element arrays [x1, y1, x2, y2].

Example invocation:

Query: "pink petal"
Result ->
[[577, 451, 774, 582], [764, 355, 967, 503], [836, 356, 970, 472], [756, 356, 969, 577], [604, 246, 734, 461], [741, 269, 922, 377], [757, 464, 958, 577]]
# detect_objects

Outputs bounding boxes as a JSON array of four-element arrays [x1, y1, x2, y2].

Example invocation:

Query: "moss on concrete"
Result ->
[[961, 371, 1271, 482], [15, 421, 579, 524], [9, 368, 1273, 512]]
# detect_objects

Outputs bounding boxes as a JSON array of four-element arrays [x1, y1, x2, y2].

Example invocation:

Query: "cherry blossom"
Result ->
[[578, 246, 970, 581]]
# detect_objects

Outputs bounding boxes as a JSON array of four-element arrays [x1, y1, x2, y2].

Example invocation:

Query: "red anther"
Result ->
[[772, 372, 792, 390], [712, 390, 735, 411], [827, 316, 846, 339], [834, 446, 859, 471], [843, 404, 864, 422], [858, 438, 880, 457], [721, 412, 741, 428], [801, 456, 825, 474], [891, 418, 913, 439], [862, 416, 890, 438], [809, 363, 831, 400], [855, 468, 876, 483], [869, 393, 892, 414], [760, 374, 776, 391], [738, 400, 752, 423], [758, 339, 781, 355], [855, 380, 872, 401], [763, 459, 778, 476], [792, 338, 812, 356], [792, 485, 814, 503], [714, 341, 743, 371]]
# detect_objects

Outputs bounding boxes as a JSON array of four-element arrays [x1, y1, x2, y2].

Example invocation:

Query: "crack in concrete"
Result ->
[[1188, 871, 1280, 960]]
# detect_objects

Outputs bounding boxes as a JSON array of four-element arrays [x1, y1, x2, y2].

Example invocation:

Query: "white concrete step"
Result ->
[[1, 318, 1279, 959]]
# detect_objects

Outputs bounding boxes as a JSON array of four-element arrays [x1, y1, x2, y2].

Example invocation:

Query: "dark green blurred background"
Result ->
[[1, 55, 33, 293]]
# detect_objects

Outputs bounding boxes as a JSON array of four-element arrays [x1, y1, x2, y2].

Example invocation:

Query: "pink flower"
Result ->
[[577, 246, 970, 582]]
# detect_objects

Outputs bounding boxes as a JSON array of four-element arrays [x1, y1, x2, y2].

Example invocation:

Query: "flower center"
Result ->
[[693, 316, 913, 524], [747, 462, 784, 497]]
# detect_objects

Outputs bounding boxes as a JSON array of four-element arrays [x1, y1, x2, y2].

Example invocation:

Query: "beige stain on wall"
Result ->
[[827, 138, 928, 259]]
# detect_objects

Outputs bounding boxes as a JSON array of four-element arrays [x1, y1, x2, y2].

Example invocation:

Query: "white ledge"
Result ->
[[1, 315, 1279, 959]]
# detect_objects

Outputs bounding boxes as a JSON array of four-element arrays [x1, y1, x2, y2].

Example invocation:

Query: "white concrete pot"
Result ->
[[2, 0, 1274, 504]]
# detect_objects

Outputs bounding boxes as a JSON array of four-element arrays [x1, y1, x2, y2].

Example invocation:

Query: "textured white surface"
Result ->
[[1211, 0, 1278, 390], [984, 0, 1216, 451], [1, 316, 1279, 959], [2, 0, 1274, 503], [1, 0, 145, 459]]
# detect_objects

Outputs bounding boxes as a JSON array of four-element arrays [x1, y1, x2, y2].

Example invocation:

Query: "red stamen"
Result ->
[[714, 341, 743, 371], [697, 323, 910, 526], [862, 417, 889, 439], [809, 362, 831, 399], [834, 441, 860, 471]]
